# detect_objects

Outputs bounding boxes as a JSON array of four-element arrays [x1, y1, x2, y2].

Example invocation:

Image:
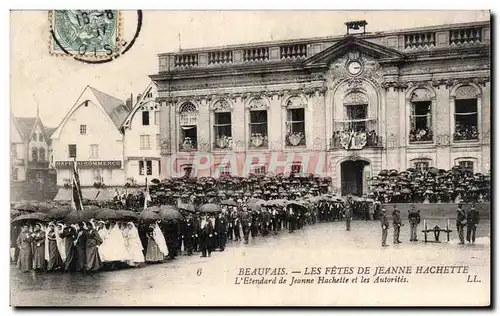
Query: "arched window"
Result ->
[[212, 100, 232, 149], [179, 102, 198, 151], [39, 148, 46, 161], [409, 88, 433, 142], [248, 98, 268, 148], [453, 85, 479, 141], [286, 96, 306, 147], [342, 92, 370, 132]]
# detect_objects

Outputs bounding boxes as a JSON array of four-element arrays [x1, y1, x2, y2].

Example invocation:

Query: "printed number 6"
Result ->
[[197, 268, 202, 276]]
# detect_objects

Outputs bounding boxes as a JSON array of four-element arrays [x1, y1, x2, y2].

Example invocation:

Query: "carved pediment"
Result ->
[[303, 36, 406, 68]]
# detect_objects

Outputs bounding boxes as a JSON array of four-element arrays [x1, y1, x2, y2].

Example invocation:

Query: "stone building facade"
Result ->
[[151, 20, 490, 196]]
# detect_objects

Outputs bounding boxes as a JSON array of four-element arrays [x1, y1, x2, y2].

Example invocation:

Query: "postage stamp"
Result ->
[[49, 10, 124, 62]]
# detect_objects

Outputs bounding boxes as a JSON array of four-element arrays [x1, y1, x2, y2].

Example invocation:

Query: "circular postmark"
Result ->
[[49, 10, 142, 64]]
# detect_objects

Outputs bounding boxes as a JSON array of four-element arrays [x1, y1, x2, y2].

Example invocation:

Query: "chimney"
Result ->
[[136, 94, 142, 103]]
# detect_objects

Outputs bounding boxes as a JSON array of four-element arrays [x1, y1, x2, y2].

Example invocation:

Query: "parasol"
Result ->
[[159, 208, 183, 221], [95, 208, 120, 220], [12, 212, 49, 223], [178, 203, 196, 213], [47, 207, 72, 220], [120, 210, 139, 220], [139, 210, 161, 221], [14, 202, 36, 213], [200, 203, 221, 213], [63, 211, 93, 224]]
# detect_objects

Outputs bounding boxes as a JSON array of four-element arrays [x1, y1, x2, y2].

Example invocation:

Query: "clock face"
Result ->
[[347, 61, 363, 76]]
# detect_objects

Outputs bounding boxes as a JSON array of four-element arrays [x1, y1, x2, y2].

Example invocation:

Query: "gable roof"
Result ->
[[303, 35, 407, 68], [13, 117, 37, 142], [89, 87, 130, 129], [51, 86, 131, 140], [121, 81, 158, 130]]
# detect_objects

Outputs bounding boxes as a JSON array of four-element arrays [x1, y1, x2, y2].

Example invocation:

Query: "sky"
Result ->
[[10, 10, 490, 128]]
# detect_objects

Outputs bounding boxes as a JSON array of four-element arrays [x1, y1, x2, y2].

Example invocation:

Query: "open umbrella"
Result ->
[[95, 208, 120, 220], [159, 208, 183, 221], [200, 203, 221, 213], [178, 203, 196, 213], [139, 210, 161, 221], [265, 199, 288, 207], [63, 211, 93, 224], [120, 210, 139, 220], [12, 212, 49, 223], [14, 202, 36, 213], [47, 207, 72, 220]]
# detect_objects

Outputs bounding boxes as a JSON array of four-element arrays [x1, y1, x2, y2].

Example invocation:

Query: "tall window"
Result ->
[[286, 106, 305, 146], [142, 111, 150, 126], [12, 168, 18, 181], [158, 161, 161, 175], [154, 111, 160, 125], [454, 85, 479, 141], [214, 112, 232, 149], [458, 160, 474, 172], [39, 134, 43, 142], [79, 125, 87, 135], [39, 148, 45, 161], [454, 99, 478, 140], [180, 103, 198, 150], [219, 165, 231, 177], [92, 169, 102, 182], [413, 159, 430, 172], [249, 108, 268, 148], [68, 144, 77, 158], [32, 134, 36, 141], [140, 135, 151, 150], [90, 144, 99, 158], [31, 147, 38, 161], [345, 104, 368, 132], [11, 144, 17, 158], [410, 102, 432, 142], [139, 160, 153, 176]]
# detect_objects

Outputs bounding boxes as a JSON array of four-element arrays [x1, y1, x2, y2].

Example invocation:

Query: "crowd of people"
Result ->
[[409, 127, 433, 142], [11, 167, 489, 274], [12, 177, 363, 274], [453, 124, 479, 140], [369, 166, 490, 204]]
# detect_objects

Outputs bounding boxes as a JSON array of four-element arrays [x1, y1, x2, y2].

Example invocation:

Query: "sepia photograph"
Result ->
[[9, 9, 491, 307]]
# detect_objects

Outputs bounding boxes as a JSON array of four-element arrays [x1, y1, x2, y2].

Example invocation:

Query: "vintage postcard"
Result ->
[[9, 10, 491, 307]]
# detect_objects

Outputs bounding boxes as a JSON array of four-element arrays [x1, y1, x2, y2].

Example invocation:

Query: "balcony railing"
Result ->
[[158, 22, 489, 73], [280, 44, 307, 59], [209, 50, 233, 65], [331, 131, 382, 150], [244, 47, 269, 62], [404, 32, 436, 49], [450, 27, 482, 45]]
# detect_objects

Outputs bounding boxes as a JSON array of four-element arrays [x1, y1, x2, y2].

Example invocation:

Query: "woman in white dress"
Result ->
[[123, 222, 145, 267], [98, 221, 129, 269]]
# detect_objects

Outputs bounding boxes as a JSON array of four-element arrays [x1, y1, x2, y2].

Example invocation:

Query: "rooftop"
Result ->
[[155, 20, 490, 74]]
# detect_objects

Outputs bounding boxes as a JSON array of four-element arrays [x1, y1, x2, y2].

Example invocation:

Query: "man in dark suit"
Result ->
[[199, 216, 214, 257], [466, 204, 479, 244], [215, 213, 227, 251], [456, 203, 467, 244]]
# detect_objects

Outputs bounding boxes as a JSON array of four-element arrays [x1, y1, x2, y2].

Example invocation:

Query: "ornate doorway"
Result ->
[[341, 160, 369, 196]]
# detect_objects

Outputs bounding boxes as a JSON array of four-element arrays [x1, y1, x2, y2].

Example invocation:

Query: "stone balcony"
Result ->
[[157, 21, 490, 73]]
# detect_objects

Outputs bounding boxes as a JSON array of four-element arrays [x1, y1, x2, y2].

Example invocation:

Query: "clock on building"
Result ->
[[347, 60, 363, 76]]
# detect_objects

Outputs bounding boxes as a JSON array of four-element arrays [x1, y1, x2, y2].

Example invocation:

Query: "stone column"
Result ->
[[435, 83, 451, 169], [384, 86, 399, 170]]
